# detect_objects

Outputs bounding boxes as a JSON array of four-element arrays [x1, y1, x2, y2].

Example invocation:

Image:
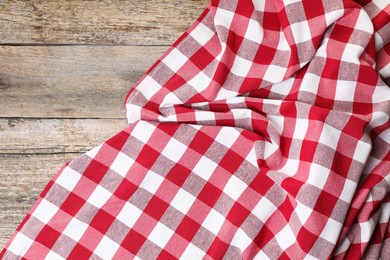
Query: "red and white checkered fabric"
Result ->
[[2, 0, 390, 259]]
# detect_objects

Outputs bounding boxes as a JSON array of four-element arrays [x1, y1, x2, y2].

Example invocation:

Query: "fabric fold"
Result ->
[[1, 0, 389, 259]]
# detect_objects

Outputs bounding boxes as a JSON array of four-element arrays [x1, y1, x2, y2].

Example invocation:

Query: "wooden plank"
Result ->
[[0, 0, 208, 45], [0, 153, 81, 249], [0, 45, 166, 118], [0, 118, 127, 154]]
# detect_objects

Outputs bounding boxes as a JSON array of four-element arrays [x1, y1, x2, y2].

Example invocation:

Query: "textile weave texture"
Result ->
[[1, 0, 390, 259]]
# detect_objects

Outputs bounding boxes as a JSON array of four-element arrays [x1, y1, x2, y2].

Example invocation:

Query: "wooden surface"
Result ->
[[0, 46, 166, 118], [0, 0, 208, 249], [0, 0, 206, 45]]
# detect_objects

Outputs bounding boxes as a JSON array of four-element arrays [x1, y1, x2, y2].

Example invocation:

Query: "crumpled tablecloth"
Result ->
[[1, 0, 389, 259]]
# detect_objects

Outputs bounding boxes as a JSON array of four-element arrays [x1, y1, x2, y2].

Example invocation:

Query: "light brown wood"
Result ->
[[0, 0, 208, 45], [0, 46, 166, 118], [0, 0, 208, 251], [0, 153, 81, 248], [0, 118, 127, 154]]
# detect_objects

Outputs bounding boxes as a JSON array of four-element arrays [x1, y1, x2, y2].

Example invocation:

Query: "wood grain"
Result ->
[[0, 0, 207, 251], [0, 45, 166, 118], [0, 0, 208, 45], [0, 153, 81, 248], [0, 118, 127, 154]]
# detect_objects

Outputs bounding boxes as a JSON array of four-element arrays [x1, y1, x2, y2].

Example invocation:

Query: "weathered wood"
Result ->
[[0, 118, 127, 154], [0, 153, 81, 249], [0, 0, 208, 45], [0, 45, 166, 118], [0, 0, 209, 251]]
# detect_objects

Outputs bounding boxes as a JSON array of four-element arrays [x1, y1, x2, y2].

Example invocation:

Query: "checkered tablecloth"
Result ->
[[1, 0, 389, 259]]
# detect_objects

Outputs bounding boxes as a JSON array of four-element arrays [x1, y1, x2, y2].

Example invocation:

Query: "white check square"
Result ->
[[117, 202, 143, 228], [223, 175, 247, 201], [132, 121, 156, 144], [139, 170, 164, 194], [161, 138, 187, 162], [94, 236, 120, 259], [252, 196, 277, 223], [162, 48, 188, 73], [215, 127, 240, 148], [335, 80, 356, 102], [126, 104, 142, 124], [324, 10, 344, 27], [170, 188, 196, 214], [369, 111, 389, 128], [87, 186, 112, 209], [254, 250, 270, 260], [284, 0, 303, 4], [307, 163, 330, 190], [136, 75, 162, 100], [290, 21, 312, 43], [246, 147, 258, 168], [230, 228, 252, 250], [215, 87, 238, 100], [320, 218, 343, 243], [293, 118, 309, 140], [295, 201, 312, 224], [161, 92, 182, 107], [181, 243, 205, 259], [231, 56, 253, 77], [263, 64, 287, 83], [190, 23, 215, 45], [271, 77, 294, 95], [214, 8, 235, 29], [264, 141, 279, 160], [253, 0, 266, 11], [341, 43, 364, 64], [188, 71, 211, 92], [372, 85, 390, 103], [300, 73, 320, 94], [245, 19, 264, 43], [352, 140, 370, 163], [339, 179, 357, 202], [275, 225, 296, 250], [63, 218, 88, 242], [7, 232, 33, 256], [45, 251, 65, 260], [148, 222, 174, 249], [192, 156, 218, 181], [110, 152, 134, 177], [355, 10, 373, 33], [315, 38, 329, 58], [267, 115, 284, 134], [319, 124, 341, 150], [341, 44, 364, 64], [277, 32, 291, 51], [194, 110, 216, 122], [55, 167, 81, 191], [202, 209, 225, 235], [32, 199, 58, 224], [360, 220, 375, 243], [278, 159, 299, 176], [231, 108, 252, 120]]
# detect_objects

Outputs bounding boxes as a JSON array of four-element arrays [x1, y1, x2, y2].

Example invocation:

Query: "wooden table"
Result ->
[[0, 0, 208, 249]]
